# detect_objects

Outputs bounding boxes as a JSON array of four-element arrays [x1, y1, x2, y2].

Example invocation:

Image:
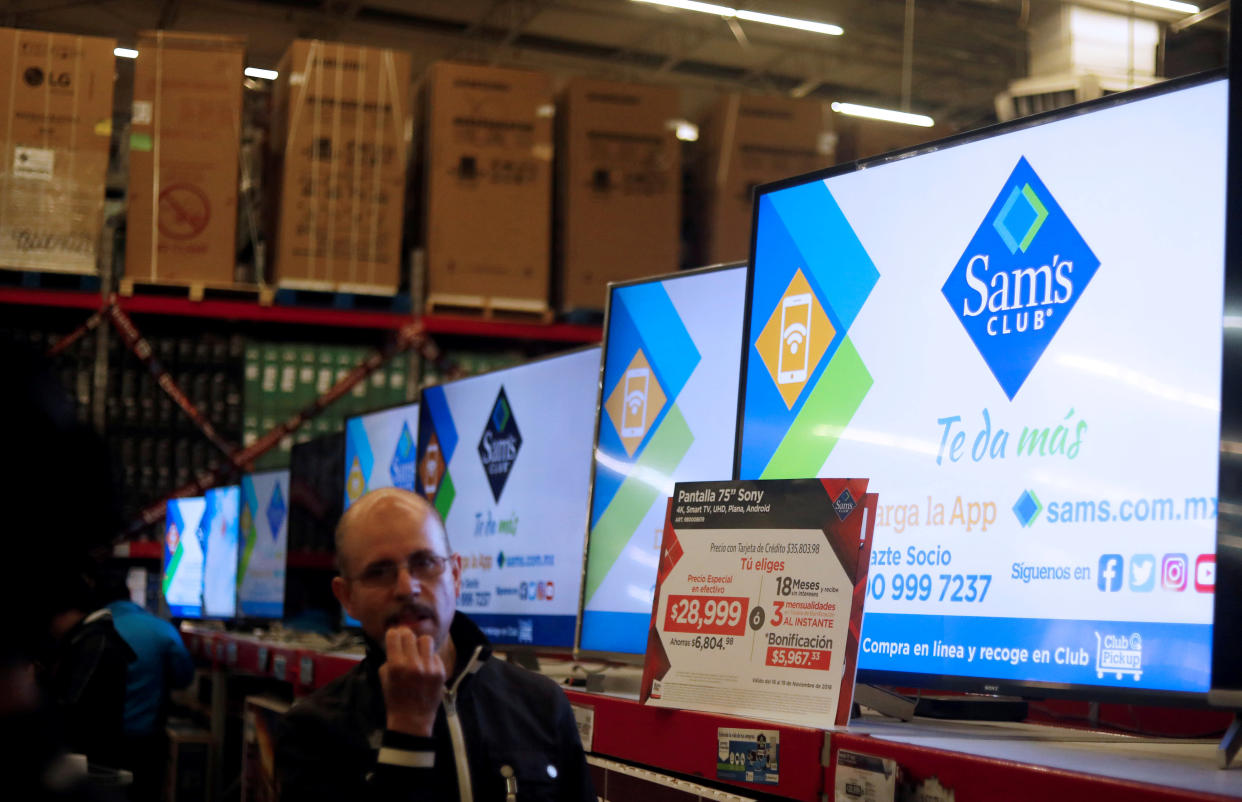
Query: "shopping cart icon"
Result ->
[[1095, 632, 1142, 681]]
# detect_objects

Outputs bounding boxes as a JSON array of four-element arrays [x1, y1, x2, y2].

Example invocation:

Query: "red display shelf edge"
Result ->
[[823, 730, 1236, 802], [112, 541, 161, 559], [0, 286, 602, 341], [564, 689, 824, 802], [0, 287, 103, 310]]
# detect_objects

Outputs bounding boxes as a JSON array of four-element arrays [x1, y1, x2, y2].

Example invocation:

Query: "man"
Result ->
[[276, 488, 595, 801], [102, 572, 195, 801]]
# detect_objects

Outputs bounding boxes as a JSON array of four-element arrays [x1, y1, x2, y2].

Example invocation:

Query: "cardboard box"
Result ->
[[270, 40, 412, 294], [424, 62, 554, 312], [126, 31, 244, 285], [0, 28, 115, 273], [698, 94, 834, 266], [557, 78, 680, 313]]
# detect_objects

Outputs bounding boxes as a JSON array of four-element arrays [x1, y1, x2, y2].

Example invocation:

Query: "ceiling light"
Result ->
[[114, 48, 138, 59], [1130, 0, 1199, 12], [734, 9, 842, 36], [244, 67, 278, 80], [631, 0, 842, 36], [831, 102, 934, 127]]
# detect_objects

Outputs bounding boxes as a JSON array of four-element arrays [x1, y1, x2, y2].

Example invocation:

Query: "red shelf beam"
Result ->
[[0, 287, 103, 310]]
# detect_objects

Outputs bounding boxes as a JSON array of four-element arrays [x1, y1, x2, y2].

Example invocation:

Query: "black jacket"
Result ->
[[276, 614, 595, 802]]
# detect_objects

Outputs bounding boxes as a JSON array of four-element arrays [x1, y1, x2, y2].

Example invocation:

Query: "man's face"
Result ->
[[332, 498, 461, 652]]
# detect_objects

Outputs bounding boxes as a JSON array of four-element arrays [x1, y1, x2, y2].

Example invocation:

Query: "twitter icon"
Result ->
[[1130, 554, 1156, 592]]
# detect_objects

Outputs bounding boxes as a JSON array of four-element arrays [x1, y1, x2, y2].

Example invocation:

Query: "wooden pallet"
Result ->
[[119, 277, 275, 305], [274, 283, 411, 314], [0, 265, 101, 292], [425, 293, 554, 323]]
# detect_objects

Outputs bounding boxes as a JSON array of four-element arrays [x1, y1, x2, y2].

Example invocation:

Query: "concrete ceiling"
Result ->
[[1, 0, 1229, 131]]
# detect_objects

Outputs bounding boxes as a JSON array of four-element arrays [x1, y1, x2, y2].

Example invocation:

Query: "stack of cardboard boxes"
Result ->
[[0, 28, 115, 275], [697, 94, 836, 266], [556, 77, 681, 314], [269, 40, 413, 295], [126, 31, 245, 286], [422, 62, 555, 317]]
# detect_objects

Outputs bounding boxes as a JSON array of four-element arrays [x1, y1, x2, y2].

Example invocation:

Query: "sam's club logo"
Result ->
[[832, 489, 857, 521], [1012, 489, 1042, 528], [389, 422, 416, 490], [941, 157, 1100, 399], [478, 387, 522, 502]]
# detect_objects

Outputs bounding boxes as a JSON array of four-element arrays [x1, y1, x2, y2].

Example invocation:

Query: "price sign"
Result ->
[[641, 479, 877, 729]]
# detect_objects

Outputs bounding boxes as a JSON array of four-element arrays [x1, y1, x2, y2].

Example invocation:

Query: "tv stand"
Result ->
[[1219, 713, 1242, 769], [853, 685, 1028, 723]]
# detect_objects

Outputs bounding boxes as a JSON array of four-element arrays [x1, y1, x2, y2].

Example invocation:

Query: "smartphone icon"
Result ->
[[422, 443, 440, 494], [621, 367, 650, 437], [778, 293, 813, 385]]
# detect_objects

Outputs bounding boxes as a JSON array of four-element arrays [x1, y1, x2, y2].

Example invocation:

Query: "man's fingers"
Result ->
[[415, 634, 436, 662]]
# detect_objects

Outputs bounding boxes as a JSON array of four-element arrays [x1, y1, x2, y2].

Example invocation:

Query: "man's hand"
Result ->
[[380, 627, 446, 736]]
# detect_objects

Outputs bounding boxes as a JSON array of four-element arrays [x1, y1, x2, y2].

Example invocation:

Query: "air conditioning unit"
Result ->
[[995, 71, 1163, 122]]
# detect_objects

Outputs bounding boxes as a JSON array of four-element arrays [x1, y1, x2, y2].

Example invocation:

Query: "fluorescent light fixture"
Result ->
[[735, 9, 843, 36], [631, 0, 842, 36], [831, 101, 933, 128], [1131, 0, 1199, 13], [114, 47, 138, 59], [244, 67, 279, 80]]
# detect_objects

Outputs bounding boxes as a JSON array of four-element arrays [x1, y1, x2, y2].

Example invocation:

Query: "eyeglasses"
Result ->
[[351, 552, 449, 587]]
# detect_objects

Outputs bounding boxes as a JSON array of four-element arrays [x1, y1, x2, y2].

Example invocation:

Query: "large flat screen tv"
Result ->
[[736, 74, 1226, 701], [415, 347, 601, 649], [237, 470, 290, 620], [577, 263, 748, 661]]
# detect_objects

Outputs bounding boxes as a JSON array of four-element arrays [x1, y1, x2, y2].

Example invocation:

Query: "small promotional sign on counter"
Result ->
[[641, 479, 876, 728]]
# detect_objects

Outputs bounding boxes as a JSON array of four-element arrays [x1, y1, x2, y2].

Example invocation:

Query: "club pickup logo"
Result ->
[[756, 268, 834, 409], [941, 157, 1100, 399], [478, 387, 522, 501], [389, 422, 417, 491], [266, 482, 286, 541]]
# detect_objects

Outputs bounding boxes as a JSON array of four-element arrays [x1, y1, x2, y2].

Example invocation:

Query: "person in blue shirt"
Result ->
[[102, 573, 195, 801]]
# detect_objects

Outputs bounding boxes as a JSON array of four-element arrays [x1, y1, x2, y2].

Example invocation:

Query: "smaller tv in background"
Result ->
[[163, 496, 207, 619], [238, 470, 290, 620], [286, 433, 346, 629], [344, 402, 420, 510], [202, 485, 240, 619]]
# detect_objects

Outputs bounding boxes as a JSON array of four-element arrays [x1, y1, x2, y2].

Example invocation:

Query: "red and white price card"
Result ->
[[641, 479, 877, 729]]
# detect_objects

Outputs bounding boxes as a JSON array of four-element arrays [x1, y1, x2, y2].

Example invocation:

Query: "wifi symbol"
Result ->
[[783, 322, 808, 354]]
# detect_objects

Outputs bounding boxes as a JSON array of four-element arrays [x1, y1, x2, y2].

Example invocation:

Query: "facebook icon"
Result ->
[[1098, 554, 1124, 592]]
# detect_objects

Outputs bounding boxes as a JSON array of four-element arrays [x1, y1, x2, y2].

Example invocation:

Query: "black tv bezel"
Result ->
[[734, 70, 1227, 706], [575, 261, 749, 665], [416, 343, 603, 653], [1210, 7, 1242, 711]]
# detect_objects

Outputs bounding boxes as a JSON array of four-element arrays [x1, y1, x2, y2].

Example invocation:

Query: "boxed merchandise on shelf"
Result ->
[[556, 77, 681, 313], [0, 27, 115, 274], [269, 39, 412, 295], [697, 94, 835, 265], [423, 61, 554, 316], [126, 31, 245, 286]]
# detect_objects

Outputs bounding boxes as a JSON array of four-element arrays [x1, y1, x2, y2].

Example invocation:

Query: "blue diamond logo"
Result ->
[[478, 387, 522, 502], [389, 421, 416, 490], [1013, 489, 1042, 528], [942, 157, 1100, 400], [266, 483, 286, 541]]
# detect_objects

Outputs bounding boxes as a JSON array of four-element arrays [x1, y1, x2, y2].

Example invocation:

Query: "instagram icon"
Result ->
[[1161, 554, 1188, 591]]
